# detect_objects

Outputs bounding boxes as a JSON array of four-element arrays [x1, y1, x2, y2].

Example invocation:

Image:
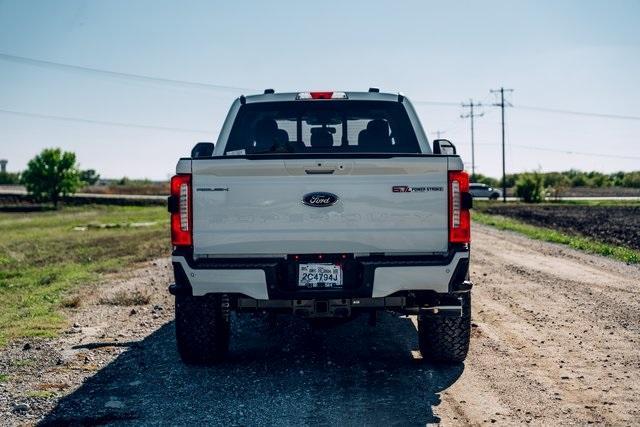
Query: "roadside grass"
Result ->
[[99, 289, 151, 306], [474, 199, 640, 209], [0, 373, 8, 383], [25, 390, 57, 399], [546, 199, 640, 206], [10, 358, 35, 367], [473, 212, 640, 264], [0, 205, 169, 346], [60, 294, 82, 308]]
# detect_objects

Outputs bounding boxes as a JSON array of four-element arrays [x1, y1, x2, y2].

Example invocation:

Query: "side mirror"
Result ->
[[191, 142, 215, 158], [433, 139, 457, 155]]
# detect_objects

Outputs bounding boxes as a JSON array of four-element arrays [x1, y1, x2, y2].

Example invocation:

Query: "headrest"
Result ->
[[254, 118, 278, 136], [310, 129, 333, 147], [358, 129, 369, 146], [366, 119, 390, 138], [275, 129, 289, 144]]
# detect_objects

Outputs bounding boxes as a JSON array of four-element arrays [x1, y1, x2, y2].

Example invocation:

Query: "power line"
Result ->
[[475, 142, 640, 160], [433, 115, 467, 136], [0, 108, 213, 134], [510, 144, 640, 160], [514, 105, 640, 121], [412, 100, 461, 107], [3, 52, 640, 122], [411, 97, 640, 121], [0, 52, 253, 92], [490, 87, 514, 202], [461, 99, 484, 179]]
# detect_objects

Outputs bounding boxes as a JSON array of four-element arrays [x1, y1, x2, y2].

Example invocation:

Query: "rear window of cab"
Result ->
[[224, 100, 421, 155]]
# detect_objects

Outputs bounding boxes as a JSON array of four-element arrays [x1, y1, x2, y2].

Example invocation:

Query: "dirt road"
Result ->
[[1, 224, 639, 425]]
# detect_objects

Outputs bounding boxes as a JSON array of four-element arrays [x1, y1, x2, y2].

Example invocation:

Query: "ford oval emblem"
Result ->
[[302, 192, 338, 207]]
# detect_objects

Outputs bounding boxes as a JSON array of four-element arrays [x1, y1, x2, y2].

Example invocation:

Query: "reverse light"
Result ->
[[296, 91, 348, 100], [169, 174, 192, 247], [448, 171, 471, 244]]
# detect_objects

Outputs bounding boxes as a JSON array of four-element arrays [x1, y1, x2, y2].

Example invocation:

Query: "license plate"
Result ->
[[298, 263, 342, 289]]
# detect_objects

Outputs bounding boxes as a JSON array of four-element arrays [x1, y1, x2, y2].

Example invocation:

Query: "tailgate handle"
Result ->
[[305, 169, 335, 175]]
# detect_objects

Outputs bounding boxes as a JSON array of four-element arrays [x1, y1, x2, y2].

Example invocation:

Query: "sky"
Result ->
[[1, 0, 639, 180]]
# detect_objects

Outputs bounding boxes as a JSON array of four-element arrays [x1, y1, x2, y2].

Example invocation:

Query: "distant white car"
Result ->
[[469, 183, 501, 200]]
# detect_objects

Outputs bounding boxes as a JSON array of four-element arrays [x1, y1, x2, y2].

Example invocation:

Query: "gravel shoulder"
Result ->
[[435, 225, 640, 425], [1, 224, 639, 425]]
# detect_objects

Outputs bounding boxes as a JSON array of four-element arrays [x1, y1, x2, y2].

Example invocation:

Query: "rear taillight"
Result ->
[[448, 171, 471, 244], [169, 174, 192, 247]]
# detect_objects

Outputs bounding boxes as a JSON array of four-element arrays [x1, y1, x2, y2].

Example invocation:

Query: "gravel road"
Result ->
[[1, 224, 639, 426]]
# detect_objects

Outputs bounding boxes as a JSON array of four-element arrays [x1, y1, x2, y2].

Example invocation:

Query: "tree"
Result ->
[[21, 148, 82, 208], [0, 171, 20, 185], [80, 169, 100, 186]]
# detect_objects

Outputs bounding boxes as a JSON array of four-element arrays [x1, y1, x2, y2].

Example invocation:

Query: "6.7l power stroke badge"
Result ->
[[392, 185, 443, 192]]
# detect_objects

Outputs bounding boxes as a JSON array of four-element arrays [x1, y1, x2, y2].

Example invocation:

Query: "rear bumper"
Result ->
[[171, 247, 470, 300], [371, 251, 468, 296]]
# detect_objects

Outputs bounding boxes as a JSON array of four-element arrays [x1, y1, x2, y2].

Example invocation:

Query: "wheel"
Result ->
[[489, 193, 499, 200], [418, 292, 471, 363], [175, 293, 230, 364]]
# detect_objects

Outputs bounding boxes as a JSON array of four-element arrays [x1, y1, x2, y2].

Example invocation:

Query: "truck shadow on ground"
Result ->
[[41, 312, 464, 426]]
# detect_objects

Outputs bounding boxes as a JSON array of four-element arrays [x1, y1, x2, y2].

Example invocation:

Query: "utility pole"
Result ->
[[461, 99, 483, 181], [490, 87, 513, 203]]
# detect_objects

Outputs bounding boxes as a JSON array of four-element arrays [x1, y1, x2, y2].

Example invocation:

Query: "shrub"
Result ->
[[514, 171, 545, 203], [503, 174, 517, 188], [79, 169, 100, 186], [621, 171, 640, 188], [547, 175, 571, 200], [467, 170, 640, 191]]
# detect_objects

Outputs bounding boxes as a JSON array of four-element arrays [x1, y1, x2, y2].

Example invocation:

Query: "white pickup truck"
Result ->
[[168, 89, 473, 364]]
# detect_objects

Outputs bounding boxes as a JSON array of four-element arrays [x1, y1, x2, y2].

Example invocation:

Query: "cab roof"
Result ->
[[241, 91, 406, 104]]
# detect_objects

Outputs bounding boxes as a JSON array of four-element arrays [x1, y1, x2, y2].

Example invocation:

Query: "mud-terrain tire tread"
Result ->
[[175, 293, 229, 364], [418, 293, 471, 363]]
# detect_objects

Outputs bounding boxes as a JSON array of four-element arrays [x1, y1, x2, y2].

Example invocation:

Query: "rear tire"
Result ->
[[489, 193, 499, 200], [175, 293, 230, 364], [418, 292, 471, 363]]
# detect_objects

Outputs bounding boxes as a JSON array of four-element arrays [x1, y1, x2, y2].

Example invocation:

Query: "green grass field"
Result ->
[[0, 205, 169, 346], [473, 211, 640, 264]]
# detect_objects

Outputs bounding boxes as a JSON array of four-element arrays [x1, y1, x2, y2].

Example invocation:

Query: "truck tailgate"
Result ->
[[191, 157, 449, 256]]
